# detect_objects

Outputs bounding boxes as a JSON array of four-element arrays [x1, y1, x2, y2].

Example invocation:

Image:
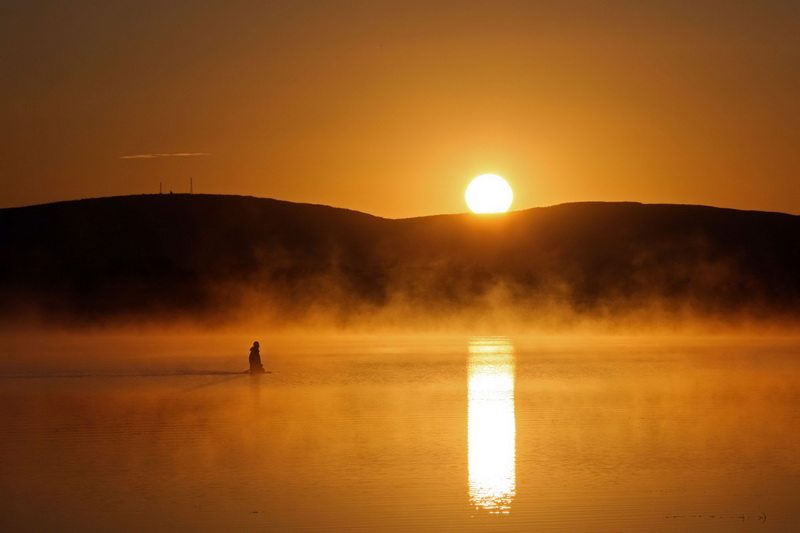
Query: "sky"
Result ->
[[2, 0, 799, 218]]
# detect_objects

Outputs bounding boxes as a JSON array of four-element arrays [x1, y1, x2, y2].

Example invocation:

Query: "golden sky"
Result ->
[[3, 1, 799, 217]]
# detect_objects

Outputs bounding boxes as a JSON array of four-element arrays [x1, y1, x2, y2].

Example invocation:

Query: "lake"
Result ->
[[1, 333, 798, 532]]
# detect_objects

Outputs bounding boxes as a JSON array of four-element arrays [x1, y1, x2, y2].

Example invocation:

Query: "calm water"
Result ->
[[1, 334, 799, 532]]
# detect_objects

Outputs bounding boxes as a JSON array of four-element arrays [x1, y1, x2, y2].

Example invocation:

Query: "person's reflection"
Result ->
[[250, 370, 262, 411], [468, 337, 516, 514]]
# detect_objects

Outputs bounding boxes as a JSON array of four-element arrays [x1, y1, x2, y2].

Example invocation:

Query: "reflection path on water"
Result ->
[[467, 336, 516, 514]]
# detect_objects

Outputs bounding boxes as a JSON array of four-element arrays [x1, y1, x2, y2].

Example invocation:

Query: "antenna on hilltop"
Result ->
[[190, 177, 193, 194]]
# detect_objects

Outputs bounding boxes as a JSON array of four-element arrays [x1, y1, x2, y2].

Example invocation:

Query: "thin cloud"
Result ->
[[120, 152, 210, 159]]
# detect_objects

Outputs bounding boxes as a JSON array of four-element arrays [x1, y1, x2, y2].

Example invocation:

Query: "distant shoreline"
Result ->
[[2, 194, 798, 331]]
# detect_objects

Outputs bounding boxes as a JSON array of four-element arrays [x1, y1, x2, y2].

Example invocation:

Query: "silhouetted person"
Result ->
[[249, 341, 265, 374]]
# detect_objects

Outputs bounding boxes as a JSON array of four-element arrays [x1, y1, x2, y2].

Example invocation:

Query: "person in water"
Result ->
[[249, 341, 265, 374]]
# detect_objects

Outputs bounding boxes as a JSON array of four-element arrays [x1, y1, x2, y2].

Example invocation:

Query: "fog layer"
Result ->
[[1, 195, 798, 333]]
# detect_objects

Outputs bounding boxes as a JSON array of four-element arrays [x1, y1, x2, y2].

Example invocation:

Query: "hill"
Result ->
[[1, 194, 798, 329]]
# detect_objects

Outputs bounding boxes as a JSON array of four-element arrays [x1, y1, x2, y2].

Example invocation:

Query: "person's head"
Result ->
[[253, 341, 259, 348]]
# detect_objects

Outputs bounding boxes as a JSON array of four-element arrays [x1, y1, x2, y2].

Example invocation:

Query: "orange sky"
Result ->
[[3, 1, 799, 217]]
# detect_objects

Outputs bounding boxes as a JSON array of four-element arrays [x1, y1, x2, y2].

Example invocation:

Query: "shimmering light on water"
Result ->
[[468, 336, 515, 513]]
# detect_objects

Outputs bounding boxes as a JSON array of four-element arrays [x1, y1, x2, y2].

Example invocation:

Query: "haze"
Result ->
[[3, 1, 799, 217]]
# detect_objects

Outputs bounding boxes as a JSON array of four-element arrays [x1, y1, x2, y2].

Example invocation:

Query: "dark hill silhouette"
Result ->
[[1, 194, 798, 327]]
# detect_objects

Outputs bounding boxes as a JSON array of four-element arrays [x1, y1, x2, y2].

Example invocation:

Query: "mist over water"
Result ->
[[2, 197, 798, 335], [1, 194, 798, 531]]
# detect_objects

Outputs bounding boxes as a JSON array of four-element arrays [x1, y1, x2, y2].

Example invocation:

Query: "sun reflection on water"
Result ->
[[468, 336, 516, 514]]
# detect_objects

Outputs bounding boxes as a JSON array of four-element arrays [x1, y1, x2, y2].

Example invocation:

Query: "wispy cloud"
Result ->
[[120, 152, 210, 159]]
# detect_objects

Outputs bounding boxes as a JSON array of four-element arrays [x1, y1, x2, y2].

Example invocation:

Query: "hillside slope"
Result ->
[[1, 194, 798, 327]]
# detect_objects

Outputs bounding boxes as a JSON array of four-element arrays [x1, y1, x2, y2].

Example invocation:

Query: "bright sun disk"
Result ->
[[465, 174, 513, 214]]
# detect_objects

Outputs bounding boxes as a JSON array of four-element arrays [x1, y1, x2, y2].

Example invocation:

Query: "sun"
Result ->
[[465, 174, 513, 214]]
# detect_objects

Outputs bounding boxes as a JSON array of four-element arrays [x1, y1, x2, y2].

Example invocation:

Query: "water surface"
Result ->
[[1, 334, 798, 532]]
